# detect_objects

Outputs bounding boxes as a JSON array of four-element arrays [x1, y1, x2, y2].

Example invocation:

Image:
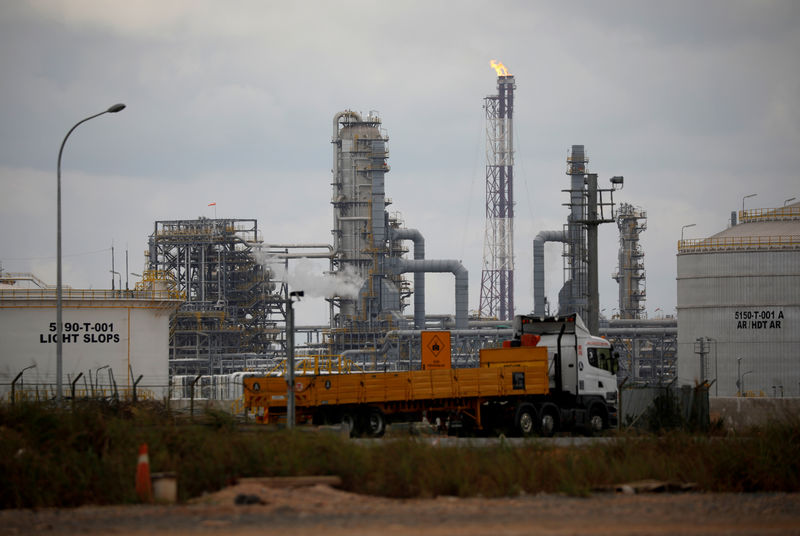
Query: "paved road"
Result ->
[[355, 434, 615, 447]]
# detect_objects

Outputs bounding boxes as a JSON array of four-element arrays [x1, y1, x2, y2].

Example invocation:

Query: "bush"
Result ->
[[1, 401, 798, 509]]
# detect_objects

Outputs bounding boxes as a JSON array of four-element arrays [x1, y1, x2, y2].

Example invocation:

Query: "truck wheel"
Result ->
[[340, 412, 358, 438], [538, 405, 559, 437], [515, 404, 536, 437], [588, 405, 607, 435], [364, 408, 386, 438]]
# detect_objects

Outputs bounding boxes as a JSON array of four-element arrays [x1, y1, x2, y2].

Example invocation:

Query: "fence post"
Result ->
[[190, 374, 202, 421], [132, 375, 143, 403], [71, 373, 84, 410]]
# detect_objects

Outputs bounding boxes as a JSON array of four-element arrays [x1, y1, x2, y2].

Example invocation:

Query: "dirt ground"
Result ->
[[2, 479, 800, 536]]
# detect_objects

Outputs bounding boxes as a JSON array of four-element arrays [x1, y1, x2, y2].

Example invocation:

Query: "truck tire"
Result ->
[[515, 404, 537, 437], [588, 404, 607, 435], [340, 412, 358, 438], [538, 404, 559, 437], [364, 408, 386, 438]]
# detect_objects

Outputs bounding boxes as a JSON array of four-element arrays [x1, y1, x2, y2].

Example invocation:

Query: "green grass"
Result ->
[[0, 401, 798, 508]]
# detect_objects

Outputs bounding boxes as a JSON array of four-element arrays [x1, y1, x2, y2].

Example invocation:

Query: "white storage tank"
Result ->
[[0, 273, 182, 401], [676, 203, 800, 397]]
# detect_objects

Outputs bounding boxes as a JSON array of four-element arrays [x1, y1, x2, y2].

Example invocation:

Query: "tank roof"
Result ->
[[678, 205, 800, 254], [713, 218, 800, 239]]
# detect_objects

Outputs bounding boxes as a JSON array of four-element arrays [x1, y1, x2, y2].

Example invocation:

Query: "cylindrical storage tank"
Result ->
[[0, 285, 183, 401], [676, 204, 800, 397]]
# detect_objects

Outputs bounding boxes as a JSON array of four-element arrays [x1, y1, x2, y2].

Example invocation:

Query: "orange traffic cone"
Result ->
[[135, 443, 152, 502]]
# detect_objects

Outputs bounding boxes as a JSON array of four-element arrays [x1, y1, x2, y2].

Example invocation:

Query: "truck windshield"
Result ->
[[588, 347, 617, 374]]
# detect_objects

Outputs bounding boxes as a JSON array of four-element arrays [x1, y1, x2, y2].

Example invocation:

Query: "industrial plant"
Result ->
[[1, 60, 797, 408]]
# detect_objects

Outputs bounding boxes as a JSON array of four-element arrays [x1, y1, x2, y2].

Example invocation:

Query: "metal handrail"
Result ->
[[678, 235, 800, 253], [0, 288, 184, 301], [739, 206, 800, 223]]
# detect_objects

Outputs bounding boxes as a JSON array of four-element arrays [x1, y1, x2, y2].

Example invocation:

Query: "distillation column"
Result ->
[[330, 111, 396, 328], [560, 145, 589, 319], [612, 203, 647, 319]]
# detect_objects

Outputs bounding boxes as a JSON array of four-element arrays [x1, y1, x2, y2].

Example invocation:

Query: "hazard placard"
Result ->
[[421, 331, 451, 370]]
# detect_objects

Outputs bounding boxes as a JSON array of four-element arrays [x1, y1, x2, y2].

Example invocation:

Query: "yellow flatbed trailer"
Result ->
[[244, 346, 550, 436]]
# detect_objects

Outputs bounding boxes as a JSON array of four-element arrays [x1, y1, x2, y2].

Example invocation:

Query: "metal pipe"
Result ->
[[268, 252, 335, 259], [599, 328, 678, 336], [384, 329, 513, 337], [586, 174, 599, 335], [608, 319, 677, 327], [333, 110, 362, 139], [339, 328, 514, 367], [391, 228, 425, 329], [263, 243, 333, 251], [393, 259, 468, 329], [533, 230, 566, 316]]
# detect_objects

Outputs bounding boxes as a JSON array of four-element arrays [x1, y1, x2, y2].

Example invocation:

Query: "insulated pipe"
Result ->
[[391, 228, 425, 329], [384, 329, 513, 338], [332, 110, 362, 138], [608, 319, 677, 328], [533, 230, 567, 316], [340, 328, 514, 367], [264, 243, 334, 252], [393, 259, 468, 329], [600, 328, 677, 337]]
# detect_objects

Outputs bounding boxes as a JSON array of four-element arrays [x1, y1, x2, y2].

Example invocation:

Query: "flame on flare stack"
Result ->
[[490, 59, 511, 77]]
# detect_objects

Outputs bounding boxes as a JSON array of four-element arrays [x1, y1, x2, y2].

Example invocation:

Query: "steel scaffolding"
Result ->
[[479, 73, 515, 320], [147, 218, 286, 375]]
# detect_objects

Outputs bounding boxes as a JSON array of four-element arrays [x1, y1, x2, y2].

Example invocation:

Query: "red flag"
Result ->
[[208, 202, 216, 206]]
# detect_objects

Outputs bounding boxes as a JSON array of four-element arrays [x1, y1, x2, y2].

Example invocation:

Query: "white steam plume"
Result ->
[[253, 252, 363, 300]]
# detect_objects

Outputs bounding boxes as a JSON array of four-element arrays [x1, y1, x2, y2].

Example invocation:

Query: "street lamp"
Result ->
[[742, 193, 757, 213], [681, 223, 696, 241], [56, 103, 125, 403], [784, 197, 796, 206], [286, 290, 304, 429]]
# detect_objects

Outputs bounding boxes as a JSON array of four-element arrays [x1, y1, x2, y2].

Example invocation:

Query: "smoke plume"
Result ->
[[254, 253, 363, 299]]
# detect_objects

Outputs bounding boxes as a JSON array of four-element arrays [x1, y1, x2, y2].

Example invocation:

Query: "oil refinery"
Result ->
[[1, 61, 797, 408]]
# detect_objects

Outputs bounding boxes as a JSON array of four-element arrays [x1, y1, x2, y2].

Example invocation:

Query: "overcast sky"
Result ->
[[1, 1, 798, 325]]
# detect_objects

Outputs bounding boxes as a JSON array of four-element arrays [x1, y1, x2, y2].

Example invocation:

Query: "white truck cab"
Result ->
[[514, 313, 619, 433]]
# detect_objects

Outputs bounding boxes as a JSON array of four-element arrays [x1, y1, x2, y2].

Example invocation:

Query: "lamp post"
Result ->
[[56, 103, 125, 403], [286, 290, 304, 429], [784, 197, 796, 206], [742, 193, 757, 213], [681, 223, 696, 241]]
